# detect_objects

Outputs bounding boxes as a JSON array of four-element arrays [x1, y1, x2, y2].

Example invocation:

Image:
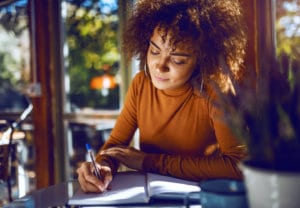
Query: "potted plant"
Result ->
[[220, 53, 300, 208]]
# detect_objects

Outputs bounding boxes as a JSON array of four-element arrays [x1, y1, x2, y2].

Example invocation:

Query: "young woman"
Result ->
[[77, 0, 247, 193]]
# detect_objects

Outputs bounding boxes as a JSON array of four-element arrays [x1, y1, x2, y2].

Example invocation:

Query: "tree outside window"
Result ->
[[276, 0, 300, 60], [62, 0, 120, 111]]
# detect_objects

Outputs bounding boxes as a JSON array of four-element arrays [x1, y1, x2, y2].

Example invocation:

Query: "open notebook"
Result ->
[[68, 171, 201, 206]]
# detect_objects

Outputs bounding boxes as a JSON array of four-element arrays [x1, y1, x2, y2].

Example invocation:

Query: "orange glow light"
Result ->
[[90, 74, 117, 89]]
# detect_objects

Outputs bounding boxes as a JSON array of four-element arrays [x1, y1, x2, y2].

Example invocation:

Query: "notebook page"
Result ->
[[68, 172, 149, 205], [147, 173, 201, 198]]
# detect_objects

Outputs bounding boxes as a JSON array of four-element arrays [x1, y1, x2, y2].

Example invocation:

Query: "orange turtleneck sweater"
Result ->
[[96, 71, 246, 181]]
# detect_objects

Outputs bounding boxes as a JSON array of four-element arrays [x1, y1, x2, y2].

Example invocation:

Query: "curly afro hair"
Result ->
[[122, 0, 247, 85]]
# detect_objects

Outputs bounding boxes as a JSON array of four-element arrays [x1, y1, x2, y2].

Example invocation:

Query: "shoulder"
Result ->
[[128, 70, 151, 94], [132, 70, 153, 88], [192, 81, 221, 113], [132, 70, 147, 83], [192, 79, 217, 101], [203, 81, 233, 118]]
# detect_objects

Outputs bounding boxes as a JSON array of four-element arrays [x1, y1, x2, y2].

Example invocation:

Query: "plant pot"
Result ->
[[240, 161, 300, 208]]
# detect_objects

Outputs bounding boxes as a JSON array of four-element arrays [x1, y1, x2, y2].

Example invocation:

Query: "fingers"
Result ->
[[101, 146, 132, 158], [77, 162, 101, 192], [100, 147, 130, 168], [99, 164, 113, 188], [76, 161, 112, 193], [100, 147, 120, 160], [100, 146, 145, 170]]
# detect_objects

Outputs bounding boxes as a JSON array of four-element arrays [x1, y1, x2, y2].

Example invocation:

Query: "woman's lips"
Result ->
[[154, 74, 168, 82]]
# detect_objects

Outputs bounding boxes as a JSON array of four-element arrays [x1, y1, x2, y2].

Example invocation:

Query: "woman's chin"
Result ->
[[152, 81, 170, 90]]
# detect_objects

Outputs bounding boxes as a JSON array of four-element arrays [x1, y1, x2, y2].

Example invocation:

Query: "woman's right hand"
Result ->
[[76, 161, 113, 193]]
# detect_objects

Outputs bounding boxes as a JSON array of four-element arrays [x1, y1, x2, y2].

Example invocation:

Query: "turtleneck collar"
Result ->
[[159, 81, 193, 97]]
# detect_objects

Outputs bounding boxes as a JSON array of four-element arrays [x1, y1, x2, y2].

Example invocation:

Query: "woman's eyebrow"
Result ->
[[149, 40, 160, 49], [150, 40, 192, 57]]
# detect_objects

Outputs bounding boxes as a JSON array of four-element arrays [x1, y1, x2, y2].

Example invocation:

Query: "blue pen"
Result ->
[[85, 143, 102, 180]]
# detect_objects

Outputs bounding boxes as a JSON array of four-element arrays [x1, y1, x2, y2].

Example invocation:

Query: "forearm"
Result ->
[[95, 101, 138, 173], [142, 150, 246, 181]]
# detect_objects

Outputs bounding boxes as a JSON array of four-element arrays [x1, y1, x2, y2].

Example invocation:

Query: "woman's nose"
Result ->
[[156, 57, 169, 72]]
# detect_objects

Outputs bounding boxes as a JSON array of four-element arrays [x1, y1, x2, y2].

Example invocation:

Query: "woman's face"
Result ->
[[147, 27, 197, 90]]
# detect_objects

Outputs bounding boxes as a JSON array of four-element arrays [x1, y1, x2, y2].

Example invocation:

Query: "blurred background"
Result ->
[[0, 0, 299, 205]]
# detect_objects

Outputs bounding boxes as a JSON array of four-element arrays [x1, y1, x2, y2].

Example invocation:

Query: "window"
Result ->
[[0, 0, 31, 108], [275, 0, 300, 60], [62, 0, 120, 112], [61, 0, 130, 179], [0, 0, 35, 200]]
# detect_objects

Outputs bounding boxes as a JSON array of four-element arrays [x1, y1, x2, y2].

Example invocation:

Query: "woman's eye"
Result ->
[[150, 48, 159, 55], [172, 58, 187, 65]]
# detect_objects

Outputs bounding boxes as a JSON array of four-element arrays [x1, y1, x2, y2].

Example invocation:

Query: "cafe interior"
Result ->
[[0, 0, 299, 206]]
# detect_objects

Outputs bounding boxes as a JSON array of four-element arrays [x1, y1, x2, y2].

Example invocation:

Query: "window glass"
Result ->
[[0, 0, 30, 113], [276, 0, 300, 59], [62, 0, 120, 112], [0, 0, 35, 201]]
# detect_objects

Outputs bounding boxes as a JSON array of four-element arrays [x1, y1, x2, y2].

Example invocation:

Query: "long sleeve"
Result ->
[[96, 71, 247, 180], [142, 117, 247, 180], [141, 84, 247, 180], [95, 73, 140, 173]]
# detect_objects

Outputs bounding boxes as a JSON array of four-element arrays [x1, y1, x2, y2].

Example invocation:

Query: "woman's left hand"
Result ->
[[100, 146, 146, 171]]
